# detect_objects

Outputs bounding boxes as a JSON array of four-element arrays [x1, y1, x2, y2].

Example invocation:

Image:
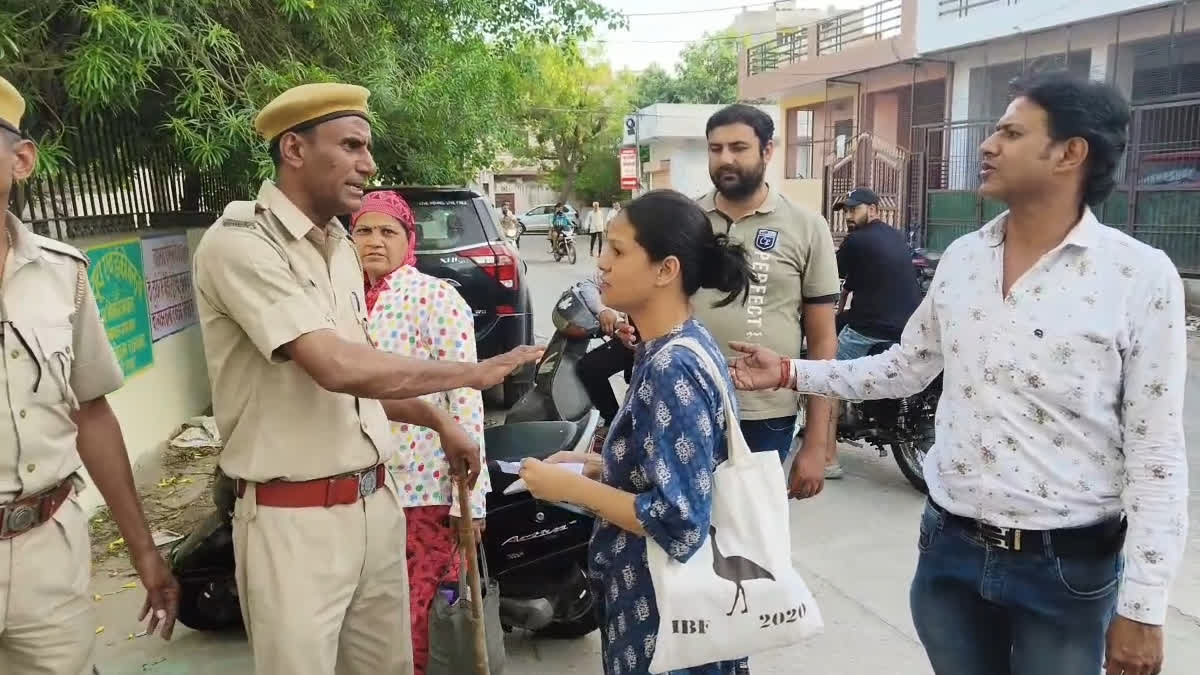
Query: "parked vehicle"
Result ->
[[552, 228, 578, 264], [170, 286, 604, 637], [806, 251, 942, 494], [519, 203, 579, 234], [911, 247, 940, 295], [482, 283, 602, 636], [344, 187, 535, 408]]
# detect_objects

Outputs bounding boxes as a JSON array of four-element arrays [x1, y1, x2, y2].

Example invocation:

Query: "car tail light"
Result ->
[[461, 243, 520, 294]]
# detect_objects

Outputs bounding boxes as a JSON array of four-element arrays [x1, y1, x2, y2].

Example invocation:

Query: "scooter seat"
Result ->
[[485, 421, 579, 462]]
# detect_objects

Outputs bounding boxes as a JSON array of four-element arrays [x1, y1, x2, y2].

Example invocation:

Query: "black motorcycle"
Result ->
[[911, 247, 940, 295], [801, 250, 942, 494], [170, 286, 604, 637]]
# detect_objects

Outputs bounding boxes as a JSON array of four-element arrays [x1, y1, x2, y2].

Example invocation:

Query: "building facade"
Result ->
[[633, 103, 786, 202], [738, 0, 1199, 275]]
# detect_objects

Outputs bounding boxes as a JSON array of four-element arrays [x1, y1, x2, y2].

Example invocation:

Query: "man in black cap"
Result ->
[[825, 187, 922, 477]]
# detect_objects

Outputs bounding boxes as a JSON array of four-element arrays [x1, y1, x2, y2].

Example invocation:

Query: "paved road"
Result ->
[[92, 242, 1200, 674]]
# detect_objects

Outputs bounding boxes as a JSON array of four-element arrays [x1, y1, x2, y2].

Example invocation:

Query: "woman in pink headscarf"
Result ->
[[350, 190, 490, 675]]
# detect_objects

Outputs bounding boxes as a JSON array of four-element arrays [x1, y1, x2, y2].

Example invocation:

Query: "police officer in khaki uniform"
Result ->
[[191, 83, 540, 675], [0, 76, 178, 674]]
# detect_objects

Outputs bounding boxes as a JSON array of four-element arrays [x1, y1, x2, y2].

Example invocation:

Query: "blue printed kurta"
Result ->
[[589, 319, 749, 675]]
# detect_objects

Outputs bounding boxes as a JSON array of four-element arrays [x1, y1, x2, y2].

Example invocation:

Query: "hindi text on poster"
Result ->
[[142, 234, 198, 341]]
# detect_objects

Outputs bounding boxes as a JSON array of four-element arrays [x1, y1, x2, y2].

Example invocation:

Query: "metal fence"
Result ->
[[747, 30, 808, 77], [8, 113, 240, 240], [912, 96, 1200, 275], [816, 0, 902, 57], [745, 0, 901, 74], [936, 0, 1013, 18]]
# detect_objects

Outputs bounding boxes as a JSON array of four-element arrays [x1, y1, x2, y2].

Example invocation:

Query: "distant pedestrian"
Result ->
[[586, 200, 605, 256], [499, 205, 520, 249]]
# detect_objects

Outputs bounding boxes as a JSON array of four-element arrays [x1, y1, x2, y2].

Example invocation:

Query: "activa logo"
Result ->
[[671, 619, 711, 635], [501, 521, 575, 547]]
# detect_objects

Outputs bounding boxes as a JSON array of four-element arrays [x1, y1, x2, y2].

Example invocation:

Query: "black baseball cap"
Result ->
[[832, 188, 879, 211]]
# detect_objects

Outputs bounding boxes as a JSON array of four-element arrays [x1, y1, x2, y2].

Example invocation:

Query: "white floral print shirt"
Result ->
[[791, 208, 1188, 625], [367, 265, 490, 518]]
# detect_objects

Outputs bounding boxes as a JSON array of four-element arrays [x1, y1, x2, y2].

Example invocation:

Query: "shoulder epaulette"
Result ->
[[33, 233, 89, 265], [220, 200, 262, 229]]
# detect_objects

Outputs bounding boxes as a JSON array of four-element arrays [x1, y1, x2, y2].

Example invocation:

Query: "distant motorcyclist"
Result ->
[[825, 187, 923, 478], [549, 203, 572, 252]]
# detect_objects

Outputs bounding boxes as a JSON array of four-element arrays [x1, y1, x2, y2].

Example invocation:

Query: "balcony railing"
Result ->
[[747, 30, 808, 76], [745, 0, 904, 75], [937, 0, 1013, 18], [816, 0, 902, 56]]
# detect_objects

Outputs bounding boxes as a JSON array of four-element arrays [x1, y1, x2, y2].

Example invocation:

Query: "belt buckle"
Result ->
[[978, 524, 1010, 550], [357, 468, 379, 498], [1, 504, 39, 538]]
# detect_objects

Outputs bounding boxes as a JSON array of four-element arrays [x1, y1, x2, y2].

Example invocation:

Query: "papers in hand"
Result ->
[[499, 461, 587, 495]]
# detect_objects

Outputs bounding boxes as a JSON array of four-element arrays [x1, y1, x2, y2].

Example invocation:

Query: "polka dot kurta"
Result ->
[[590, 319, 749, 675], [365, 265, 489, 518]]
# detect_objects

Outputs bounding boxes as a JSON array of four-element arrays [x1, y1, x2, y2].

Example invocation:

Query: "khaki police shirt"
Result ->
[[192, 181, 392, 483], [0, 212, 124, 503], [693, 187, 840, 421]]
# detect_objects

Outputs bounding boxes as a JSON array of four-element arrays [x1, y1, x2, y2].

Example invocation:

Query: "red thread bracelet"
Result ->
[[777, 358, 792, 390]]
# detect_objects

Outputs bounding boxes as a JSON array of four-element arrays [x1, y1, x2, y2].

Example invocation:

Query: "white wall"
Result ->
[[636, 104, 783, 144], [493, 177, 559, 213], [918, 0, 1176, 54], [67, 227, 213, 514], [643, 137, 787, 202]]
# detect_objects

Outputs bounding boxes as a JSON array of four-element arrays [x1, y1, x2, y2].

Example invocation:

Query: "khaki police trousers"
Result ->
[[0, 494, 95, 675], [233, 478, 413, 675]]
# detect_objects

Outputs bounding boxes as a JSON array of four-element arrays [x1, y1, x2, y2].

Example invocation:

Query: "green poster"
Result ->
[[86, 239, 154, 377]]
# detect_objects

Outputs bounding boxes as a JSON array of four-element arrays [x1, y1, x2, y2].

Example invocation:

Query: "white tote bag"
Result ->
[[646, 337, 823, 674]]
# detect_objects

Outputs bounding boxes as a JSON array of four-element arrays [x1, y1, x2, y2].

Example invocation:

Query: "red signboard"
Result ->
[[619, 147, 638, 190]]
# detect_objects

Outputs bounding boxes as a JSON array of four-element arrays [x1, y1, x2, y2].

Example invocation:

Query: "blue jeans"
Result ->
[[739, 416, 798, 463], [836, 325, 892, 360], [910, 502, 1121, 675]]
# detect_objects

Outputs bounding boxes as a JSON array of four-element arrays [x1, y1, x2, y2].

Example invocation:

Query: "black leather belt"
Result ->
[[931, 501, 1126, 557]]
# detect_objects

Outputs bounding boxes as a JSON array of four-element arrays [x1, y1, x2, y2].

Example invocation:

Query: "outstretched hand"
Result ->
[[475, 345, 545, 389], [728, 341, 786, 391]]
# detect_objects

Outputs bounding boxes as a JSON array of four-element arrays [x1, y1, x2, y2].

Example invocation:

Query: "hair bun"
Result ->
[[700, 233, 751, 305]]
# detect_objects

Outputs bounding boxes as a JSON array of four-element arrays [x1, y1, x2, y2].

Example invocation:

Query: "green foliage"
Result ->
[[0, 0, 623, 193], [517, 43, 633, 202], [632, 31, 738, 108]]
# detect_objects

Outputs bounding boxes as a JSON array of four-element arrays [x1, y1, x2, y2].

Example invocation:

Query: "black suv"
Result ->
[[342, 187, 535, 407]]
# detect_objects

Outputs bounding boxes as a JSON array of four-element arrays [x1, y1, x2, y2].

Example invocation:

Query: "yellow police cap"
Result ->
[[0, 76, 25, 134], [254, 82, 370, 142]]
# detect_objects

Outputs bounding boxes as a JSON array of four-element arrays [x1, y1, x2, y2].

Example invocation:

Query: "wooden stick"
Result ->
[[456, 475, 490, 675]]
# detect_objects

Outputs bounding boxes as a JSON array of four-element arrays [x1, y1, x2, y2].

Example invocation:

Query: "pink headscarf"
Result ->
[[352, 190, 418, 314], [352, 190, 418, 268]]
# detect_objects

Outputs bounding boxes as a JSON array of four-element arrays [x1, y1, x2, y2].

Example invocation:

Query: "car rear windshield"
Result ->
[[403, 197, 490, 251]]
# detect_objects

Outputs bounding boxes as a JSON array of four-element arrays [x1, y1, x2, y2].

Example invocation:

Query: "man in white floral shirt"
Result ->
[[729, 72, 1186, 675]]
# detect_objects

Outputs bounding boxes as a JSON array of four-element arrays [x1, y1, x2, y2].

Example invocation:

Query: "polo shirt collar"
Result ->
[[700, 183, 780, 218]]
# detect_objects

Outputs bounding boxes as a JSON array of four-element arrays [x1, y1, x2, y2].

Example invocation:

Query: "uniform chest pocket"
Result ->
[[34, 323, 79, 409]]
